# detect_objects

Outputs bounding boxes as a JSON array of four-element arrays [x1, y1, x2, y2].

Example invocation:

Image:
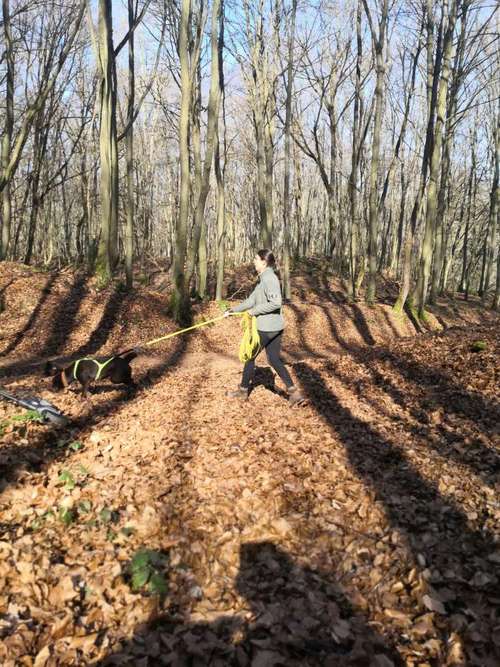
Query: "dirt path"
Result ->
[[0, 265, 499, 666]]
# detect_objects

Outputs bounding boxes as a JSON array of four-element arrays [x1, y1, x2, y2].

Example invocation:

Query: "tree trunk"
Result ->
[[172, 0, 193, 323], [215, 1, 226, 302], [415, 0, 457, 319], [483, 102, 499, 303], [215, 129, 226, 301], [282, 0, 297, 300], [430, 4, 468, 301], [96, 0, 119, 283], [185, 0, 222, 296], [459, 138, 475, 294], [24, 116, 45, 264], [493, 245, 500, 310], [363, 0, 389, 305], [348, 0, 363, 300], [125, 0, 135, 289], [1, 0, 14, 260]]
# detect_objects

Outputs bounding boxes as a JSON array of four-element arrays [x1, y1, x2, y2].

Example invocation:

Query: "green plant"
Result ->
[[78, 500, 92, 514], [68, 441, 84, 452], [57, 464, 89, 491], [1, 410, 44, 435], [58, 507, 75, 526], [99, 507, 119, 524], [217, 299, 230, 312], [470, 340, 487, 352], [128, 549, 168, 595], [58, 470, 76, 490]]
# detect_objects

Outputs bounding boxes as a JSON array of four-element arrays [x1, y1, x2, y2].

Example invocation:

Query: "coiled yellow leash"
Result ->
[[237, 311, 261, 362]]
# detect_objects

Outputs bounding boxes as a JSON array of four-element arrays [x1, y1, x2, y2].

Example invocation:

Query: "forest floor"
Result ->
[[0, 261, 498, 667]]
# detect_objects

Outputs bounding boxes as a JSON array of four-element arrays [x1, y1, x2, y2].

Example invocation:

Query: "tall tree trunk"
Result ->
[[395, 0, 441, 314], [24, 115, 46, 264], [1, 0, 14, 260], [493, 245, 500, 310], [348, 0, 363, 300], [172, 0, 193, 322], [255, 117, 269, 246], [363, 0, 389, 305], [215, 1, 226, 302], [389, 159, 406, 276], [282, 0, 297, 301], [415, 0, 458, 319], [185, 0, 223, 296], [459, 137, 475, 294], [464, 159, 479, 301], [263, 112, 274, 248], [125, 0, 135, 289], [96, 0, 119, 283], [483, 102, 499, 303], [215, 129, 226, 300]]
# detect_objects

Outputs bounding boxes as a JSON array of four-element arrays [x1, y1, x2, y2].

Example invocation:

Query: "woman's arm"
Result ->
[[231, 288, 257, 313]]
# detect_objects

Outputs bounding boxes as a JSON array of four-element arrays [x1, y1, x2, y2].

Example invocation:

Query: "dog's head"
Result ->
[[52, 371, 68, 390], [44, 361, 60, 377], [45, 361, 70, 390]]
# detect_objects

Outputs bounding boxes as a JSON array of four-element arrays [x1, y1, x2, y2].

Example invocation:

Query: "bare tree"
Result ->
[[0, 0, 85, 258]]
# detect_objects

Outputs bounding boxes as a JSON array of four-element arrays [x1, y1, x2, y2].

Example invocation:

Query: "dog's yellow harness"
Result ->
[[73, 357, 115, 382]]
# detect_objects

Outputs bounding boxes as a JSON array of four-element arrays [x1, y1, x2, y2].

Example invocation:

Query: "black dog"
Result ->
[[45, 351, 137, 398]]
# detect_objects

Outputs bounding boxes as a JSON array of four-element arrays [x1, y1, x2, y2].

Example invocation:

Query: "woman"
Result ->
[[225, 249, 305, 406]]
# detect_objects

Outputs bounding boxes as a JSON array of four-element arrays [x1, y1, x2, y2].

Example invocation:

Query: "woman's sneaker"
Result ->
[[287, 386, 307, 407], [226, 386, 249, 400]]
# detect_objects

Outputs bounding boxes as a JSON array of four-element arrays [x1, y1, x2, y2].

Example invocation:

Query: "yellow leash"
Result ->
[[141, 314, 228, 347], [237, 311, 261, 362], [130, 311, 261, 363]]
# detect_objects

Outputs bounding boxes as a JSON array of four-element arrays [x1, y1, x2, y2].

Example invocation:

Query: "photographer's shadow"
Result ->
[[99, 541, 399, 666]]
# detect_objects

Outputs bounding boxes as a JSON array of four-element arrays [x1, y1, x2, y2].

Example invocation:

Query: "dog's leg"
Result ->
[[82, 379, 91, 400]]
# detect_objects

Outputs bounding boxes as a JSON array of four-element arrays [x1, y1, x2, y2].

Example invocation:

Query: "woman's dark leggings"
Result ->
[[241, 330, 293, 389]]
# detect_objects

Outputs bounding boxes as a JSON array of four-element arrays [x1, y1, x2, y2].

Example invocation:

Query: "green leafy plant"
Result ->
[[78, 500, 92, 514], [58, 507, 75, 526], [31, 509, 56, 531], [58, 470, 76, 490], [68, 441, 84, 451], [57, 464, 89, 491], [217, 299, 230, 312], [128, 549, 168, 595], [11, 410, 44, 423], [470, 340, 487, 352], [1, 410, 44, 435], [99, 507, 119, 524]]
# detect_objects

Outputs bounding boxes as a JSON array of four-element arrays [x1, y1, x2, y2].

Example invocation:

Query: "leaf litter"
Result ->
[[0, 263, 499, 665]]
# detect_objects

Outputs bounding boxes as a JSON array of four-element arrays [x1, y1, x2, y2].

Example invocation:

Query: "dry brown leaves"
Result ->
[[0, 263, 499, 666]]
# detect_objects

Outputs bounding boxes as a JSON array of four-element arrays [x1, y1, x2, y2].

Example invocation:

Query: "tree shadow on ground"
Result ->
[[335, 337, 500, 488], [0, 273, 58, 358], [39, 272, 88, 356], [97, 541, 400, 666], [293, 361, 500, 665], [0, 338, 189, 492], [69, 286, 130, 358], [0, 272, 89, 379]]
